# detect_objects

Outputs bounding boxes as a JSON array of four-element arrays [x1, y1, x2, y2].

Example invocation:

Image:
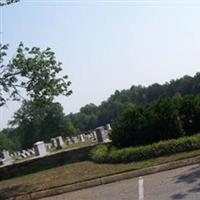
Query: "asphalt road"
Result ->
[[42, 164, 200, 200]]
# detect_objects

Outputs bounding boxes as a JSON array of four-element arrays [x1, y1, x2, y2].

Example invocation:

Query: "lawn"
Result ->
[[0, 148, 200, 199]]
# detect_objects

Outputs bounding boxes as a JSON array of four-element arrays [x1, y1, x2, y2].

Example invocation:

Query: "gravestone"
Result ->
[[20, 153, 27, 159], [72, 136, 79, 144], [34, 141, 47, 157], [0, 150, 13, 166], [106, 123, 112, 131], [66, 137, 73, 145], [92, 131, 97, 141], [51, 138, 58, 148], [95, 126, 106, 143], [80, 134, 85, 142], [45, 143, 52, 151], [22, 150, 30, 157], [28, 149, 35, 155], [56, 136, 64, 149]]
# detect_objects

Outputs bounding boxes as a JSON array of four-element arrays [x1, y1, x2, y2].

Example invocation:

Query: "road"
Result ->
[[42, 164, 200, 200]]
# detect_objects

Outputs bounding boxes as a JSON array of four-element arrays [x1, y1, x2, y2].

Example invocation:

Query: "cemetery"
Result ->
[[0, 124, 112, 180]]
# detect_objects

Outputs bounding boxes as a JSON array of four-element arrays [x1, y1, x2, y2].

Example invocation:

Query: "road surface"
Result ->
[[42, 164, 200, 200]]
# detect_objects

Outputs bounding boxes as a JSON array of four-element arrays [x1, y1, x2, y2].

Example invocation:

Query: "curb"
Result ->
[[9, 155, 200, 200]]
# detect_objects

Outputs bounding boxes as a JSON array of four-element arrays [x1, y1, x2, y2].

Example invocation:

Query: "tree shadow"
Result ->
[[171, 193, 187, 200], [175, 165, 200, 184], [0, 184, 31, 199], [171, 165, 200, 200]]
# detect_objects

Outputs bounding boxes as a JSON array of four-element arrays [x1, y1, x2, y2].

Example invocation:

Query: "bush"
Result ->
[[111, 98, 184, 148], [90, 144, 109, 163], [178, 95, 200, 135], [90, 134, 200, 163]]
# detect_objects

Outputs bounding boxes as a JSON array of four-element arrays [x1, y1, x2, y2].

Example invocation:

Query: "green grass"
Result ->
[[49, 141, 96, 153], [0, 148, 200, 199]]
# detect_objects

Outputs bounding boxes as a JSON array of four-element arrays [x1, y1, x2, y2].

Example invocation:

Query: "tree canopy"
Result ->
[[0, 0, 19, 6], [0, 43, 72, 106]]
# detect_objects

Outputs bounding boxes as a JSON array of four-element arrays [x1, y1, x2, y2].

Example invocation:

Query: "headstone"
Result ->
[[95, 126, 106, 143], [92, 131, 97, 139], [20, 153, 27, 159], [106, 123, 112, 131], [72, 136, 79, 144], [56, 136, 64, 149], [80, 134, 85, 142], [0, 150, 13, 166], [51, 138, 58, 148], [34, 141, 47, 157], [45, 143, 52, 151], [28, 149, 35, 155], [21, 150, 30, 157]]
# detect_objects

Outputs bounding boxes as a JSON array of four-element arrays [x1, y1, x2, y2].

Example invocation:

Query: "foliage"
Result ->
[[147, 98, 184, 142], [0, 43, 72, 106], [89, 144, 109, 163], [0, 131, 16, 151], [178, 95, 200, 135], [90, 133, 200, 163], [0, 0, 19, 6], [111, 97, 185, 148], [66, 73, 200, 133], [9, 100, 77, 148]]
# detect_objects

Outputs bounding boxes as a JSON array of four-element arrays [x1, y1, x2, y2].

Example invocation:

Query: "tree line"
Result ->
[[67, 72, 200, 133], [111, 94, 200, 147], [1, 72, 200, 150]]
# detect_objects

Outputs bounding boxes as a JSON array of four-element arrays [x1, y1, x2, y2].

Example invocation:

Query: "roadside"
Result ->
[[1, 149, 200, 200], [41, 163, 200, 200]]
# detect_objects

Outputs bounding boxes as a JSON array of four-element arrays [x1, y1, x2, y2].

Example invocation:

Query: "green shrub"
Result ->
[[111, 98, 185, 148], [90, 144, 109, 163], [90, 134, 200, 163]]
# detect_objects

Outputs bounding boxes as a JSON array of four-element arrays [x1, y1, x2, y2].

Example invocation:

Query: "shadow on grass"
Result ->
[[0, 145, 95, 181], [0, 184, 31, 200], [171, 165, 200, 199]]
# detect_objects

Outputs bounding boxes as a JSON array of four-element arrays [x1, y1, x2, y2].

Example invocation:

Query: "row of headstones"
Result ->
[[0, 148, 36, 166], [29, 124, 112, 157], [0, 124, 112, 166]]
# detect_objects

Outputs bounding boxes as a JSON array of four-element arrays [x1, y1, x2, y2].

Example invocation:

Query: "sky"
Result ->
[[1, 0, 200, 129]]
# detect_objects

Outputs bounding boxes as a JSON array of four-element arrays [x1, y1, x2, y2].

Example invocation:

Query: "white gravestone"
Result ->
[[0, 150, 13, 166], [72, 136, 79, 144], [80, 134, 85, 142], [56, 136, 64, 149], [34, 141, 47, 157], [106, 123, 112, 131]]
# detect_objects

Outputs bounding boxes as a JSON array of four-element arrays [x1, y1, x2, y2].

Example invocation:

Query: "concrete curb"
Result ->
[[9, 155, 200, 200]]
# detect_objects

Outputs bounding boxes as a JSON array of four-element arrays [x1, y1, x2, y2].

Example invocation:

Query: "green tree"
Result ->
[[0, 0, 19, 6], [0, 131, 15, 151], [111, 98, 184, 148], [111, 104, 148, 147], [0, 43, 72, 106], [178, 95, 200, 135], [148, 98, 184, 142], [9, 101, 77, 148]]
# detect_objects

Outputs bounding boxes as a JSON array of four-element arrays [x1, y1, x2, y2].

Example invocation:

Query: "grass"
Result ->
[[49, 141, 97, 153], [0, 148, 200, 199]]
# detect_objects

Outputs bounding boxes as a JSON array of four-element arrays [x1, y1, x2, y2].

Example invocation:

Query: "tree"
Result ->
[[148, 98, 184, 142], [0, 0, 19, 6], [9, 101, 77, 148], [178, 95, 200, 135], [111, 104, 148, 147], [0, 131, 15, 151], [111, 98, 185, 148], [0, 43, 72, 106]]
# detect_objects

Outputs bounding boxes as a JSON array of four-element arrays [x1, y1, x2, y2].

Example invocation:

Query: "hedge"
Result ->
[[90, 133, 200, 163]]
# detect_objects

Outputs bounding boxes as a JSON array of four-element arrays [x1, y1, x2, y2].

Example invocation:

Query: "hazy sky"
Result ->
[[1, 0, 200, 129]]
